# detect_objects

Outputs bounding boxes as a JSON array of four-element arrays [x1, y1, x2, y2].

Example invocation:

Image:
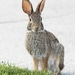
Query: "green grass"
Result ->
[[0, 63, 52, 75]]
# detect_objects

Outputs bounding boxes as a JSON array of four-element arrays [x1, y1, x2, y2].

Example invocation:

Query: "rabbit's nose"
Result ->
[[34, 27, 38, 32], [35, 27, 38, 31], [32, 25, 39, 32]]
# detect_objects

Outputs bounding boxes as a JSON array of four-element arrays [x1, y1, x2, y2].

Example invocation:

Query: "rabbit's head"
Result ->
[[22, 0, 45, 32]]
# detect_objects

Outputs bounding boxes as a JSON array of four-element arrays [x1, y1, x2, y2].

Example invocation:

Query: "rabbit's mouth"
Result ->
[[32, 29, 38, 33], [32, 26, 38, 32]]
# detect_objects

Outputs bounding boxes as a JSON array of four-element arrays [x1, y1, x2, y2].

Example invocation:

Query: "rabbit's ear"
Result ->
[[22, 0, 33, 16], [36, 0, 45, 14]]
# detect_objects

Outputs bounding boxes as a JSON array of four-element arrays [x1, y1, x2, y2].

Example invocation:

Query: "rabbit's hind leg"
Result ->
[[51, 41, 64, 71], [56, 57, 61, 75], [56, 43, 64, 74]]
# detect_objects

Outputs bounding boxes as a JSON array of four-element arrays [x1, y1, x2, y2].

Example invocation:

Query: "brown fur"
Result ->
[[41, 57, 48, 70], [33, 58, 38, 70]]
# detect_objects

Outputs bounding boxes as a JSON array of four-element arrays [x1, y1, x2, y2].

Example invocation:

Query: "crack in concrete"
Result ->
[[0, 19, 27, 24]]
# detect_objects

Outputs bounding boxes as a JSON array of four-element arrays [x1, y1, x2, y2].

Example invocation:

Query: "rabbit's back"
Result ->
[[25, 30, 59, 59]]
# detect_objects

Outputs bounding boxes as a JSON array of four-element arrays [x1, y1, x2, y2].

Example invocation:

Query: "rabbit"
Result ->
[[22, 0, 64, 74]]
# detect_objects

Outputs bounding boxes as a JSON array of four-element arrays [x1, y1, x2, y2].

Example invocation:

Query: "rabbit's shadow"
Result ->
[[61, 72, 75, 75]]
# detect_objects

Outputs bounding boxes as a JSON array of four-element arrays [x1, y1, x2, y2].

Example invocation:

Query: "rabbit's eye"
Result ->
[[30, 18, 32, 21], [29, 18, 33, 23]]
